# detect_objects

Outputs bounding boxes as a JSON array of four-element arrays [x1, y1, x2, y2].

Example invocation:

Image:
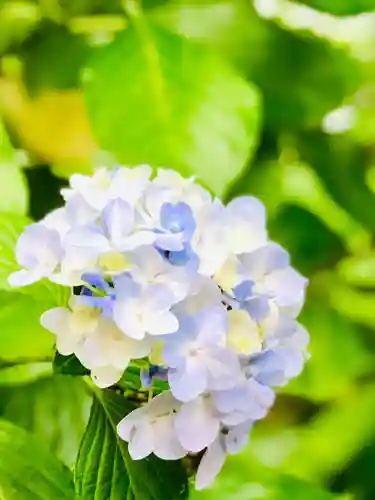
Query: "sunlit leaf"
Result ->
[[83, 20, 260, 195]]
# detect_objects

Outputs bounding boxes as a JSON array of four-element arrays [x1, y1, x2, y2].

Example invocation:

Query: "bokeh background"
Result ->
[[2, 0, 375, 499]]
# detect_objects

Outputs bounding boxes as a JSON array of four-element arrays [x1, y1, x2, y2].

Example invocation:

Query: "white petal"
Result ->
[[113, 300, 146, 340], [175, 397, 220, 453], [129, 423, 154, 460], [91, 365, 123, 388], [8, 268, 45, 287], [153, 416, 187, 460], [117, 408, 144, 442], [168, 360, 208, 402], [147, 391, 181, 417], [40, 308, 73, 352], [146, 311, 179, 336], [196, 438, 226, 491], [122, 231, 155, 250]]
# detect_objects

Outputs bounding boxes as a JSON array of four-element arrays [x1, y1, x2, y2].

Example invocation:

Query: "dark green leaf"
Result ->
[[0, 419, 75, 499], [0, 1, 40, 55], [83, 20, 260, 195], [295, 0, 375, 16], [297, 132, 375, 233], [53, 352, 90, 376], [23, 22, 91, 96], [75, 390, 188, 500]]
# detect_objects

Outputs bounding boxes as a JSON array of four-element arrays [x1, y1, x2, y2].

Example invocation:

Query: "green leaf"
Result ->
[[190, 456, 337, 500], [0, 361, 52, 386], [1, 374, 91, 467], [294, 0, 375, 16], [0, 290, 55, 360], [0, 120, 28, 214], [75, 390, 188, 500], [0, 419, 75, 499], [53, 352, 90, 376], [83, 20, 260, 195]]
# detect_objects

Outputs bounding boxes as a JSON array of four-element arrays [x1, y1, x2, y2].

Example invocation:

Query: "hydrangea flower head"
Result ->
[[9, 165, 309, 489]]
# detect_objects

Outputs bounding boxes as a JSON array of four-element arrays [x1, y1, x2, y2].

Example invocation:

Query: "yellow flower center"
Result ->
[[227, 310, 262, 355], [98, 251, 132, 273]]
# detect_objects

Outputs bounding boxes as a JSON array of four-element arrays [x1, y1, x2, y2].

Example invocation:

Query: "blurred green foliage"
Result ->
[[2, 0, 375, 499]]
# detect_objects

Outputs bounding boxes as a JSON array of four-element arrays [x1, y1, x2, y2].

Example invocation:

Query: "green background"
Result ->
[[1, 0, 375, 499]]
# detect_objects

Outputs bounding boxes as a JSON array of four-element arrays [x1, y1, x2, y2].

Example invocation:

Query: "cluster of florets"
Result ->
[[9, 166, 309, 489]]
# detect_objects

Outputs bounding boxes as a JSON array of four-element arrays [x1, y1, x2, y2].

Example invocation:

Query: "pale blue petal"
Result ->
[[239, 243, 290, 279], [196, 438, 226, 490], [168, 359, 208, 402], [227, 196, 266, 228], [114, 275, 140, 301], [101, 198, 134, 247], [160, 202, 196, 240], [224, 421, 252, 454], [233, 280, 253, 302], [245, 296, 270, 322], [196, 307, 228, 346], [205, 347, 241, 391], [155, 232, 184, 251], [266, 267, 308, 314]]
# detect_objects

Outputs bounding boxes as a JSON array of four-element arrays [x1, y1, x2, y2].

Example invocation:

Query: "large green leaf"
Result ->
[[295, 0, 375, 16], [0, 419, 75, 499], [75, 390, 188, 500], [148, 2, 360, 130], [0, 375, 91, 467], [83, 20, 260, 195]]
